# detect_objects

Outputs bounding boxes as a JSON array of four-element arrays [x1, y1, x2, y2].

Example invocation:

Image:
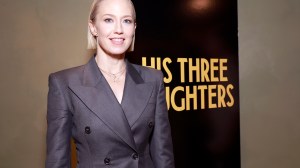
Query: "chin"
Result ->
[[107, 49, 128, 56], [109, 46, 130, 54]]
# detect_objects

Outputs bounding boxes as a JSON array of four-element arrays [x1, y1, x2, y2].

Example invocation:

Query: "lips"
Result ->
[[110, 38, 125, 45]]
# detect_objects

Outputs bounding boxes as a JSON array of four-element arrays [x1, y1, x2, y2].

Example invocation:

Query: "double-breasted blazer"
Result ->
[[46, 56, 175, 168]]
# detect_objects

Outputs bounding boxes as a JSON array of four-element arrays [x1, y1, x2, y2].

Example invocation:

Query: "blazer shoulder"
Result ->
[[49, 65, 84, 87], [131, 63, 163, 82]]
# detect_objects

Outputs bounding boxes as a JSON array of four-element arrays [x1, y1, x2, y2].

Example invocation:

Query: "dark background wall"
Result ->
[[0, 0, 299, 167]]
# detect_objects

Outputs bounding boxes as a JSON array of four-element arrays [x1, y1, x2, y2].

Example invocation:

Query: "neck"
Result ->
[[95, 50, 126, 74]]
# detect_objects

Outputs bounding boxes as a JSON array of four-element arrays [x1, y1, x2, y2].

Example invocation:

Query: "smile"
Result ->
[[110, 38, 125, 45]]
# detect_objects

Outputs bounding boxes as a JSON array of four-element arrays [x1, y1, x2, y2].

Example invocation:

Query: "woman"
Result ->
[[46, 0, 175, 167]]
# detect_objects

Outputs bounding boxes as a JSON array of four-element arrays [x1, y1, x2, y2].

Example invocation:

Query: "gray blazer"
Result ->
[[46, 57, 175, 168]]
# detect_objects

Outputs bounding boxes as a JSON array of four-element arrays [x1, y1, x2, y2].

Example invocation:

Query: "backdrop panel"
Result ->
[[128, 0, 240, 167]]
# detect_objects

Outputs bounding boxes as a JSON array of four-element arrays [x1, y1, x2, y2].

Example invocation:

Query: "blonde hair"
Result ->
[[87, 0, 136, 51]]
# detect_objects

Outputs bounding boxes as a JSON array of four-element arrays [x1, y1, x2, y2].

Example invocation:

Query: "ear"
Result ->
[[88, 20, 98, 36]]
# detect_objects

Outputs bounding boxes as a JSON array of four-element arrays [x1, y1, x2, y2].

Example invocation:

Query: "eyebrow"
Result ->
[[102, 14, 133, 18]]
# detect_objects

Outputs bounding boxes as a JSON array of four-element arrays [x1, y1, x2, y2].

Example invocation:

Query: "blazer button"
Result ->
[[132, 153, 139, 160], [104, 157, 111, 165], [148, 121, 154, 128], [85, 126, 91, 134]]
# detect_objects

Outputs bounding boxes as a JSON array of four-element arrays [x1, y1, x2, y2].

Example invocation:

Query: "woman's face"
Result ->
[[89, 0, 136, 56]]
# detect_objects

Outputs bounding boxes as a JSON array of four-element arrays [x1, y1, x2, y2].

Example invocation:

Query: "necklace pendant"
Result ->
[[98, 65, 126, 83], [112, 75, 117, 82]]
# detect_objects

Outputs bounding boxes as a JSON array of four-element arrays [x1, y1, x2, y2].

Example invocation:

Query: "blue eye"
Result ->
[[104, 18, 113, 23], [124, 19, 133, 24]]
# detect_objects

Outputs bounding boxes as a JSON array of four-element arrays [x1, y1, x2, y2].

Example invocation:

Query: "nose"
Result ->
[[114, 21, 123, 34]]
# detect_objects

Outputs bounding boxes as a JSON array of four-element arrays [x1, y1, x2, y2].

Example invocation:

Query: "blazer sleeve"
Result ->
[[150, 71, 175, 168], [46, 74, 72, 168]]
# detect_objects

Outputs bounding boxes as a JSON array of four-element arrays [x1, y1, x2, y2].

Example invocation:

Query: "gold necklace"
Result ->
[[99, 66, 126, 82]]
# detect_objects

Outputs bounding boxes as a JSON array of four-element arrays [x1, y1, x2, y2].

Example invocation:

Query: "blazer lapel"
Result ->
[[68, 57, 137, 151], [121, 62, 154, 127]]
